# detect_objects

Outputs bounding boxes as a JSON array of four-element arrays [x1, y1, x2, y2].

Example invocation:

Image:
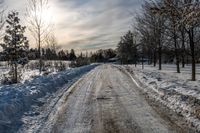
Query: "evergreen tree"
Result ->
[[1, 11, 29, 83], [117, 31, 138, 64], [69, 49, 77, 61], [58, 50, 66, 60]]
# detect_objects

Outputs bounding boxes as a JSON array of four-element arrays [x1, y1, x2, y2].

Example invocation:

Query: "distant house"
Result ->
[[138, 58, 149, 62], [108, 57, 119, 63]]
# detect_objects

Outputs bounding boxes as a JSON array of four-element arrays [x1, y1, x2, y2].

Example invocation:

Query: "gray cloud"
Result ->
[[4, 0, 143, 51], [58, 0, 143, 51]]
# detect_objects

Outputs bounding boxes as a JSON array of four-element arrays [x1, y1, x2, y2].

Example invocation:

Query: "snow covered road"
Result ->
[[23, 64, 191, 133]]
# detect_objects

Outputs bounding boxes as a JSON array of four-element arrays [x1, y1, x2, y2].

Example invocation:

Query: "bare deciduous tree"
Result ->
[[0, 1, 5, 40], [26, 0, 52, 73], [138, 1, 166, 70], [151, 0, 200, 80], [45, 33, 58, 53]]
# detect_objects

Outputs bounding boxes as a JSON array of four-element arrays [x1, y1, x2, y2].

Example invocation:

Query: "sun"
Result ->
[[35, 7, 54, 25], [43, 7, 56, 25], [27, 1, 56, 27]]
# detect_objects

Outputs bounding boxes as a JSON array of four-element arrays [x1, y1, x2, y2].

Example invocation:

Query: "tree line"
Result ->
[[26, 48, 77, 61], [117, 0, 200, 81]]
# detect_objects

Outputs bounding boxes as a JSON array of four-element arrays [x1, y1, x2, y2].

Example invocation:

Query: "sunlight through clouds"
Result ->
[[4, 0, 143, 51]]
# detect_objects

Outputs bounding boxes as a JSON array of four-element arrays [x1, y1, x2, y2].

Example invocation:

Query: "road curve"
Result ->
[[39, 64, 188, 133]]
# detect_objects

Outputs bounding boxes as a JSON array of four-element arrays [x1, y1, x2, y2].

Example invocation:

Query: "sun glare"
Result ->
[[43, 8, 55, 24], [36, 8, 54, 25], [29, 2, 55, 26]]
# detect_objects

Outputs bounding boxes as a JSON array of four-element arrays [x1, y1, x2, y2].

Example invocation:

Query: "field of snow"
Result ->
[[123, 64, 200, 131], [0, 60, 71, 84], [0, 64, 98, 132]]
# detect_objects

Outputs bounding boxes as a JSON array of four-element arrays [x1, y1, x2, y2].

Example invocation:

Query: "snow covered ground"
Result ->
[[1, 63, 199, 132], [0, 64, 97, 132], [19, 64, 189, 133], [0, 60, 71, 84], [123, 64, 200, 131]]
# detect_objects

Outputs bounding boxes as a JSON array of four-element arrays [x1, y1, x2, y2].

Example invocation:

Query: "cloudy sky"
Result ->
[[3, 0, 143, 52]]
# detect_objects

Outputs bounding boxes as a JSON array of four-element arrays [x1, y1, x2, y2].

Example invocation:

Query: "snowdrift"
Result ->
[[0, 64, 97, 131]]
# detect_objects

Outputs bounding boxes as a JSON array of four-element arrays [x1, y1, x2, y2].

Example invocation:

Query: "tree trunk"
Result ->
[[158, 48, 162, 70], [153, 49, 157, 67], [186, 55, 189, 64], [182, 56, 185, 68], [38, 29, 42, 73], [135, 55, 137, 67], [189, 29, 196, 81], [14, 29, 18, 83], [142, 54, 144, 69], [158, 17, 162, 70], [181, 29, 185, 68], [175, 48, 180, 73], [191, 53, 196, 81], [158, 40, 162, 70], [148, 50, 152, 65], [14, 63, 17, 83], [174, 29, 180, 73]]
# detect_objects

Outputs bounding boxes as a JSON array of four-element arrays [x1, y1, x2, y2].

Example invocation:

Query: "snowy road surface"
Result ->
[[27, 65, 189, 133]]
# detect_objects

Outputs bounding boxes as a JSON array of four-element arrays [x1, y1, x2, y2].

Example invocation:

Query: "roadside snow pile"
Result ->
[[0, 64, 97, 131], [124, 65, 200, 131]]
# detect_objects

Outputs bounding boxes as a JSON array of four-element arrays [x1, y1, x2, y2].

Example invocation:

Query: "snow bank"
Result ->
[[123, 65, 200, 131], [0, 64, 97, 131]]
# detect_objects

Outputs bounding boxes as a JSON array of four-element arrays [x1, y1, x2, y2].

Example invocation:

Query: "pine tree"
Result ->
[[1, 11, 29, 83], [69, 49, 77, 61], [117, 31, 138, 64]]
